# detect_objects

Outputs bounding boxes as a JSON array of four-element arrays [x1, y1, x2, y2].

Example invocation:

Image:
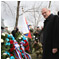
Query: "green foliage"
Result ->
[[1, 32, 22, 59]]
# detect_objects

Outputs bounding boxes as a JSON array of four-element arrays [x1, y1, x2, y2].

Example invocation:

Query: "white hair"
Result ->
[[41, 7, 51, 11]]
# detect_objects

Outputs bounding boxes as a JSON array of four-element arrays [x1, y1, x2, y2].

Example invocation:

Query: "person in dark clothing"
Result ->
[[41, 8, 59, 59], [11, 27, 16, 38], [32, 40, 43, 58], [28, 25, 33, 54], [4, 27, 10, 34], [34, 27, 41, 42], [28, 25, 33, 35], [12, 27, 20, 39], [1, 26, 4, 33]]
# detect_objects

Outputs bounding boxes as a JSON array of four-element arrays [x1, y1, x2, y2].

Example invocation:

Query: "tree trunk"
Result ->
[[15, 1, 20, 28], [48, 1, 51, 8]]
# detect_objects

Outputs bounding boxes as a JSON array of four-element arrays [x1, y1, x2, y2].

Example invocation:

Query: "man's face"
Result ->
[[5, 27, 8, 30], [37, 28, 40, 30], [41, 8, 50, 19], [29, 26, 32, 29]]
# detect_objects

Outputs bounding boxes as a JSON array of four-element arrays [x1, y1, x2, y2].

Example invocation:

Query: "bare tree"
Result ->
[[2, 1, 21, 28], [2, 1, 13, 16], [26, 2, 43, 28], [48, 1, 51, 8], [15, 1, 20, 28], [18, 2, 43, 29]]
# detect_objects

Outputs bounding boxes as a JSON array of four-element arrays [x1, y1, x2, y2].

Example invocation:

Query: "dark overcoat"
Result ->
[[43, 14, 59, 59]]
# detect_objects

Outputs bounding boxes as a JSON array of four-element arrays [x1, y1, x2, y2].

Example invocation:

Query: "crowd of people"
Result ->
[[1, 8, 59, 59]]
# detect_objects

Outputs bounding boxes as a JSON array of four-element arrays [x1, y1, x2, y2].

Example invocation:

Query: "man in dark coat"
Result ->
[[41, 8, 59, 59], [39, 27, 44, 45]]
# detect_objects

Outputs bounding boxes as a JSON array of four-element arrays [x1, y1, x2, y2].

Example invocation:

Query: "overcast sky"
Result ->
[[1, 1, 59, 31]]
